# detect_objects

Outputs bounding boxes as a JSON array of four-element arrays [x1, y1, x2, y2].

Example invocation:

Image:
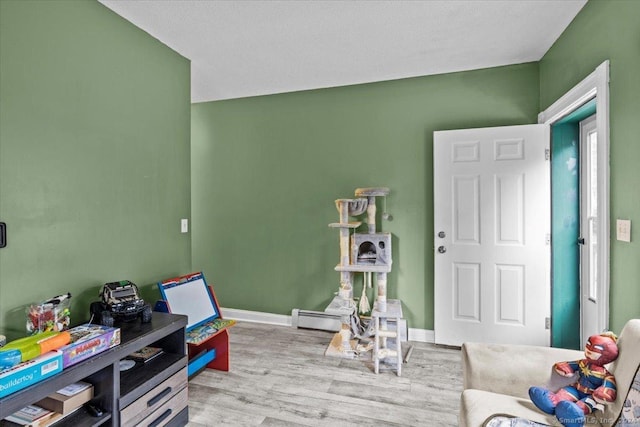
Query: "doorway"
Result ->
[[549, 100, 596, 349], [432, 61, 609, 348], [539, 61, 610, 349]]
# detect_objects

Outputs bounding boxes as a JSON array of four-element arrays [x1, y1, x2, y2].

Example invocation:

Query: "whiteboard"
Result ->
[[159, 277, 218, 330]]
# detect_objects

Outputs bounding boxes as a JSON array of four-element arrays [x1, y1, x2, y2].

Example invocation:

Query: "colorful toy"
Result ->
[[0, 331, 71, 371], [529, 332, 619, 427], [26, 293, 72, 334], [90, 281, 151, 326], [60, 323, 120, 368]]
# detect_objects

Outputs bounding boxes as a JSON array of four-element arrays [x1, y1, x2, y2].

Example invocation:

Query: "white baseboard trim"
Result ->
[[408, 328, 435, 343], [222, 307, 435, 343], [220, 307, 292, 326]]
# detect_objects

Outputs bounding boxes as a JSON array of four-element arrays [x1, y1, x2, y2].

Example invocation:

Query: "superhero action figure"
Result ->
[[529, 332, 619, 427]]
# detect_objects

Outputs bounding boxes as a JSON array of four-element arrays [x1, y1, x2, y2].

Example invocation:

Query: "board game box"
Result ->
[[58, 324, 120, 368], [0, 350, 63, 398]]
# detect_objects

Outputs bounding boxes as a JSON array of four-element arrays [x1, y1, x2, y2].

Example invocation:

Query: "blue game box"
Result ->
[[0, 350, 63, 398]]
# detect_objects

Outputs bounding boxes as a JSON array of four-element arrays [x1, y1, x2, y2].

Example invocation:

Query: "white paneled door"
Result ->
[[434, 125, 550, 346]]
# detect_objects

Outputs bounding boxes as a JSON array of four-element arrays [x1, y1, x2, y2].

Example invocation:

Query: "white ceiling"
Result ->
[[99, 0, 586, 103]]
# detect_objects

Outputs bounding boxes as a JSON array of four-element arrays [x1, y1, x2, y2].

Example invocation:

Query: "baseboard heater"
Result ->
[[291, 309, 408, 341], [291, 309, 342, 332]]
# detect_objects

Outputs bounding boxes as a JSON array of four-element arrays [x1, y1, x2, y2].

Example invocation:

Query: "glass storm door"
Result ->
[[579, 114, 599, 346]]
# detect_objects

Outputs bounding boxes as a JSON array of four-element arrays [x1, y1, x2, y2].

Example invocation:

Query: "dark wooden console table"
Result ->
[[0, 312, 188, 427]]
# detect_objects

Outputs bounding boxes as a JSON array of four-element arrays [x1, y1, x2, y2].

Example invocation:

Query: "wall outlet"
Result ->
[[616, 219, 631, 242], [181, 219, 189, 234]]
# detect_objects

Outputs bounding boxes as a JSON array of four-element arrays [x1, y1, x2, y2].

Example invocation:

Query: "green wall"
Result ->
[[4, 0, 634, 340], [0, 0, 192, 339], [192, 63, 540, 331], [540, 0, 640, 334]]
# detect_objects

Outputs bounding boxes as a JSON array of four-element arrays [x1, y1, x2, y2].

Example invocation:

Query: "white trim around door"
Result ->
[[538, 60, 611, 338]]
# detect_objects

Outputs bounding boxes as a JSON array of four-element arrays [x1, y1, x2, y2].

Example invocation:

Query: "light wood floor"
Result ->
[[186, 321, 462, 426]]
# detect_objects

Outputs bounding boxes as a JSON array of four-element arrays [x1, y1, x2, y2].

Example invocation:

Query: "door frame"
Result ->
[[538, 60, 610, 340]]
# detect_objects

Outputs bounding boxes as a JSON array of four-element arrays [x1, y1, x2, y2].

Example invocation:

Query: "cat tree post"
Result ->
[[337, 199, 353, 300], [326, 198, 366, 356], [365, 195, 377, 234], [377, 272, 387, 312]]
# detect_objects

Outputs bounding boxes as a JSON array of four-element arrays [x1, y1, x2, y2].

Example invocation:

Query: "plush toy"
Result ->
[[529, 332, 619, 427]]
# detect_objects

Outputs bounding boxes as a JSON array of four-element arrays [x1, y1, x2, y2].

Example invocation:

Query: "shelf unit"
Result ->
[[0, 312, 188, 427]]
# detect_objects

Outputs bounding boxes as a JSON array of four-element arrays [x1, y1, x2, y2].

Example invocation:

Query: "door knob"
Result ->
[[438, 246, 446, 254], [438, 231, 446, 238]]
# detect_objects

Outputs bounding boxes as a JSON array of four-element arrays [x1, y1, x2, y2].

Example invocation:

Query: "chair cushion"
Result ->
[[483, 415, 549, 427], [460, 389, 560, 427], [462, 342, 582, 399]]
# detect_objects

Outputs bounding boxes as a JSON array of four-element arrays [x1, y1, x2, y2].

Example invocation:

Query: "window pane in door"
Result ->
[[588, 129, 598, 302]]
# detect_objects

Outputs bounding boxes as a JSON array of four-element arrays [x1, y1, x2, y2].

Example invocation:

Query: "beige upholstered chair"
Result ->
[[459, 319, 640, 426]]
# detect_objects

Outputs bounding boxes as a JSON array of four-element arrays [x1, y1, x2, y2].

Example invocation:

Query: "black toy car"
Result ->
[[90, 280, 152, 327]]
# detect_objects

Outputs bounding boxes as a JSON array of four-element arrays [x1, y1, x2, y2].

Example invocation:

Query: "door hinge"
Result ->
[[545, 317, 551, 330], [545, 148, 551, 161], [546, 233, 551, 245]]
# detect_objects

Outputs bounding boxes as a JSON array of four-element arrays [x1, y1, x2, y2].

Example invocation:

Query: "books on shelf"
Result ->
[[127, 346, 164, 363], [1, 382, 94, 426], [4, 406, 83, 427], [3, 404, 55, 426]]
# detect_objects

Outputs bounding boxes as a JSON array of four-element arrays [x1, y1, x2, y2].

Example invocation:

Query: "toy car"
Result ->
[[90, 280, 152, 327]]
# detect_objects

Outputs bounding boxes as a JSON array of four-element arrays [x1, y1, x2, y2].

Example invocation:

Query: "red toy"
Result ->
[[529, 332, 618, 427]]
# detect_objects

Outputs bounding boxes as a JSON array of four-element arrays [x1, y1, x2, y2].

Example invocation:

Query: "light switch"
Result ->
[[616, 219, 631, 242], [181, 219, 189, 233]]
